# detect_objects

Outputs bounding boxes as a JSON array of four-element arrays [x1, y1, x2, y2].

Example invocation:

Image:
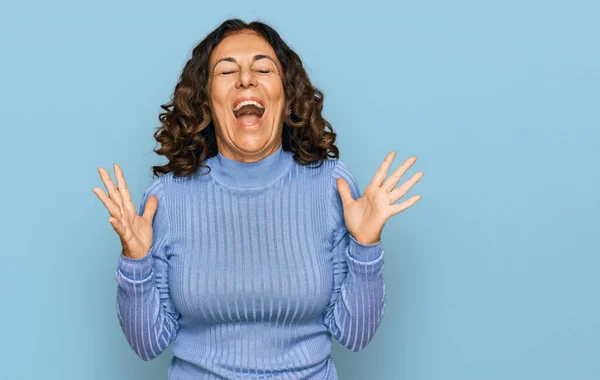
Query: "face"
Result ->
[[207, 30, 285, 162]]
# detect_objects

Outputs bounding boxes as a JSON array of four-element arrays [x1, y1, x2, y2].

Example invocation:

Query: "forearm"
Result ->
[[115, 253, 179, 361], [325, 235, 386, 352]]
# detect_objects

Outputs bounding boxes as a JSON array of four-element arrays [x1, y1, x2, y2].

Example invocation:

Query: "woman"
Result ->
[[94, 18, 423, 379]]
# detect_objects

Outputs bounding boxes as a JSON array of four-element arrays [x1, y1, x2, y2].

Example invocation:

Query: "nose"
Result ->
[[235, 66, 258, 89]]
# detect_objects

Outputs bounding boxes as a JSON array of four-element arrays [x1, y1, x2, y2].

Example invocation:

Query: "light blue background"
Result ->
[[1, 0, 598, 379]]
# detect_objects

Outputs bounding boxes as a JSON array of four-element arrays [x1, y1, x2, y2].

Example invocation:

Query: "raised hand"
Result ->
[[92, 164, 157, 259], [336, 152, 423, 245]]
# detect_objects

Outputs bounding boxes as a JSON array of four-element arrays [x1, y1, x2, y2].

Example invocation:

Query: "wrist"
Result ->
[[350, 233, 381, 245]]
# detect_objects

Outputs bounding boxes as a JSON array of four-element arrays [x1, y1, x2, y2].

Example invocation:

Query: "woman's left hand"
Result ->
[[336, 151, 423, 245]]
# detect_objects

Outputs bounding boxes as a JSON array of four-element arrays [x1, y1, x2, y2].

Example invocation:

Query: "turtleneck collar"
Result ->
[[206, 144, 293, 190]]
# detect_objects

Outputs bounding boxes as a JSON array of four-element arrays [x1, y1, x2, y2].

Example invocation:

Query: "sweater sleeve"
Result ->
[[322, 160, 387, 352], [113, 177, 181, 361]]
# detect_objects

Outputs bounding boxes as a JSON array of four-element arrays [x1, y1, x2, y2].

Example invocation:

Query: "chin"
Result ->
[[236, 139, 272, 152]]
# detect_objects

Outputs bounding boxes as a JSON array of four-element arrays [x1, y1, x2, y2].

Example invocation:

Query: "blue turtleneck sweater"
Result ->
[[114, 144, 386, 379]]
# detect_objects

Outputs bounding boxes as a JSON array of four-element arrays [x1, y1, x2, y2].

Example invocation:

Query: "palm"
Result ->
[[336, 152, 424, 245], [127, 211, 153, 255], [92, 163, 157, 259]]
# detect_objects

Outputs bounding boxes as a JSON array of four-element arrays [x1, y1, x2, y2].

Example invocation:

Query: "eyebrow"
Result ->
[[212, 54, 276, 72]]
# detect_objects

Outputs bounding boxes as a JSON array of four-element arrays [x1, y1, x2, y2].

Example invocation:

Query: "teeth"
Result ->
[[233, 100, 265, 112]]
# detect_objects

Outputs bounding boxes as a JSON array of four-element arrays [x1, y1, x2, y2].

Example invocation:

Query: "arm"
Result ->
[[322, 160, 387, 352], [114, 178, 181, 361]]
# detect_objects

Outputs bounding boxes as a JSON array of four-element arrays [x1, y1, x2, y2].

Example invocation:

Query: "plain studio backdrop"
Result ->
[[1, 0, 598, 379]]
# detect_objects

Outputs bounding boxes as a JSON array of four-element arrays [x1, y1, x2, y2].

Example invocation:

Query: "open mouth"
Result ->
[[232, 99, 265, 127]]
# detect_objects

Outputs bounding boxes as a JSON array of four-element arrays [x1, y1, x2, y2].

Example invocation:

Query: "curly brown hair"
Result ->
[[150, 18, 340, 179]]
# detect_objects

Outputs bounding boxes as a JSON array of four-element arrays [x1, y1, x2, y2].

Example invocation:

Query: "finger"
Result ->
[[336, 178, 354, 207], [142, 195, 158, 225], [371, 151, 396, 187], [92, 187, 125, 220], [389, 171, 424, 203], [389, 195, 421, 216], [97, 166, 125, 211], [113, 163, 137, 219], [108, 216, 127, 238], [382, 156, 417, 192]]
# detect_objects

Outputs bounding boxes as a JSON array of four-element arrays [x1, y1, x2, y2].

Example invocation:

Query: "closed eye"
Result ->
[[221, 70, 270, 75]]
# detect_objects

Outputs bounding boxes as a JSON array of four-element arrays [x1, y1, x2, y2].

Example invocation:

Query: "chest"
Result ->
[[165, 186, 334, 325]]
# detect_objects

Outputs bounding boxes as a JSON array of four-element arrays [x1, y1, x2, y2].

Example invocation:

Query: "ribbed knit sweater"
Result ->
[[114, 144, 386, 379]]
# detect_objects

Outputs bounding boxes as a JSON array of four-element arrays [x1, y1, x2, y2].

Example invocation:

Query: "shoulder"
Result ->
[[329, 159, 362, 201], [294, 158, 360, 194], [325, 159, 363, 237], [146, 170, 197, 196], [140, 172, 180, 206], [136, 175, 169, 216], [297, 157, 358, 183], [141, 175, 165, 199], [326, 159, 362, 224]]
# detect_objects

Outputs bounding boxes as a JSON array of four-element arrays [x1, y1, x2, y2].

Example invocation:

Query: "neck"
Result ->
[[206, 144, 293, 190]]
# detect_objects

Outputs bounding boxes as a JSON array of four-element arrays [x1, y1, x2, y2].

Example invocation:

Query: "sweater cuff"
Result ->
[[347, 234, 384, 262], [117, 249, 154, 281]]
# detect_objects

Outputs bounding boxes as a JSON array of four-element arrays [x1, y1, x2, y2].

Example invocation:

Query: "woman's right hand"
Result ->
[[93, 163, 157, 260]]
